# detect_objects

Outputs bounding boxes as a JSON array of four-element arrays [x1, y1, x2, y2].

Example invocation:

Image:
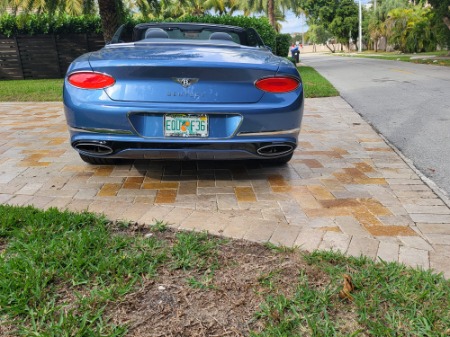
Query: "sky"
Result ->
[[280, 0, 371, 34], [280, 12, 306, 34]]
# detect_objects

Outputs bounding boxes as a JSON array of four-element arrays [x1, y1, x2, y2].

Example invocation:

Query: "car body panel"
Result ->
[[88, 44, 281, 104], [63, 23, 304, 162]]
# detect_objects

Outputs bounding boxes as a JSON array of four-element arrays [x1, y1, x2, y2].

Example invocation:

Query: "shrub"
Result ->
[[0, 14, 102, 36], [275, 33, 291, 57]]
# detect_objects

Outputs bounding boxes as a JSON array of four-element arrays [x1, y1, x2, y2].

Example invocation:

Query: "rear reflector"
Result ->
[[68, 72, 115, 89], [255, 77, 299, 93]]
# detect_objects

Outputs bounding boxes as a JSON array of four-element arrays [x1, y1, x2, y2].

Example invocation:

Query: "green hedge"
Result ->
[[0, 14, 102, 36], [0, 14, 282, 54], [276, 33, 291, 58]]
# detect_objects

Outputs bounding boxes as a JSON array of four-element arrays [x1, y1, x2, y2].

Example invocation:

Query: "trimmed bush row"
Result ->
[[0, 14, 103, 36], [0, 14, 290, 56]]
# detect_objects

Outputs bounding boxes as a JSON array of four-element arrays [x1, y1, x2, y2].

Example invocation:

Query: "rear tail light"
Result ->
[[67, 72, 115, 89], [255, 77, 300, 93]]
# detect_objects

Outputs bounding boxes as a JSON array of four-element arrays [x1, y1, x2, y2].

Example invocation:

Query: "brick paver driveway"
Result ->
[[1, 97, 449, 277]]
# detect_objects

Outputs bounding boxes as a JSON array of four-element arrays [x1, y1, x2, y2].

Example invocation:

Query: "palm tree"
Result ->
[[268, 0, 275, 28], [386, 5, 435, 52], [131, 0, 162, 18], [82, 0, 95, 14], [3, 0, 96, 16], [175, 0, 207, 16], [64, 0, 83, 15], [204, 0, 240, 15], [98, 0, 124, 42], [3, 0, 22, 14], [240, 0, 291, 30]]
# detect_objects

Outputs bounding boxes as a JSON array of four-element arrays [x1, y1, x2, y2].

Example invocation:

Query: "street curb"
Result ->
[[378, 133, 450, 209], [337, 92, 450, 210]]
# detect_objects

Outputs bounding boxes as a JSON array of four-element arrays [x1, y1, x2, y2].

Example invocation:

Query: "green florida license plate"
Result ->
[[164, 114, 208, 137]]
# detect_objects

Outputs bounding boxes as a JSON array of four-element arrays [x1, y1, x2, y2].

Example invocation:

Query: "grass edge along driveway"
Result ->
[[0, 204, 449, 336], [335, 50, 450, 67]]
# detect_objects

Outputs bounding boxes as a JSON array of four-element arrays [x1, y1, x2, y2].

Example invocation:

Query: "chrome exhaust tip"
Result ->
[[73, 141, 113, 155], [257, 143, 295, 157]]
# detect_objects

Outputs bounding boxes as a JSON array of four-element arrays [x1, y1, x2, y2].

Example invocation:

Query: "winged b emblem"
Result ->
[[173, 78, 199, 88]]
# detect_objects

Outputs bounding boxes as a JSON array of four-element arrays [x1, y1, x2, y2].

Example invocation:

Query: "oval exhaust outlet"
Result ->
[[257, 144, 294, 157], [74, 142, 113, 155]]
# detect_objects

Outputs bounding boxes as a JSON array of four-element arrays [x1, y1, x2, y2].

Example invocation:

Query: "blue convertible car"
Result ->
[[63, 22, 304, 164]]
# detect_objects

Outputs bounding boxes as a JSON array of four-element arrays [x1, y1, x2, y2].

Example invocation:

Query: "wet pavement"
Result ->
[[1, 97, 449, 278]]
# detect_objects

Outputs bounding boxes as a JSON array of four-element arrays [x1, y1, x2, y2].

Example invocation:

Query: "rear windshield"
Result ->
[[110, 23, 265, 48], [138, 27, 241, 43]]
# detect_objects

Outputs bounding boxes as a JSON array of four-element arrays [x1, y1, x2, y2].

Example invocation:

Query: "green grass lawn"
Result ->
[[0, 79, 63, 101], [337, 51, 450, 67], [298, 66, 339, 98], [0, 67, 338, 102], [0, 205, 449, 336]]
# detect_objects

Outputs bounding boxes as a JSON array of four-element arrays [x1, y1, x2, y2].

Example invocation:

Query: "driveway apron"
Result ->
[[1, 97, 449, 278]]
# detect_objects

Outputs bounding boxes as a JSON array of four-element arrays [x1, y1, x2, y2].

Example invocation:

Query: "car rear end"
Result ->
[[63, 39, 304, 163]]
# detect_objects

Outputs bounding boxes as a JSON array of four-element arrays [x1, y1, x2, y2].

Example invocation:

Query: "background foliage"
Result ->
[[275, 33, 291, 57], [0, 0, 295, 33], [1, 0, 448, 53], [0, 14, 102, 36], [296, 0, 449, 53], [426, 0, 450, 50], [0, 13, 283, 54], [361, 0, 447, 53]]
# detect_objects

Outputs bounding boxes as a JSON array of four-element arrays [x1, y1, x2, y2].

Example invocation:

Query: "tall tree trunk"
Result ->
[[267, 0, 276, 30], [444, 17, 450, 56], [444, 16, 450, 30], [98, 0, 120, 43]]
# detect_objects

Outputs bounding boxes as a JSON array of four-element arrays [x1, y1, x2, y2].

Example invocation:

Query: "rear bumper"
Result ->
[[71, 137, 298, 160]]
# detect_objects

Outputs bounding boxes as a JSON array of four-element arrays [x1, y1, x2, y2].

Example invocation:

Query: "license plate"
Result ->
[[164, 114, 208, 137]]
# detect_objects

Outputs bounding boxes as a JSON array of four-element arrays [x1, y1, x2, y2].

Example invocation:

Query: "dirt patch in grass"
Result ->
[[107, 229, 329, 337], [2, 206, 447, 336]]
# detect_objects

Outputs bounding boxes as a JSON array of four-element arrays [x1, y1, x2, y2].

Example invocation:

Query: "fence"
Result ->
[[0, 34, 105, 80]]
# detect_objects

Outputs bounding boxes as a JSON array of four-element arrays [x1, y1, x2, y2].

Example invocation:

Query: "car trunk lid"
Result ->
[[88, 44, 280, 104]]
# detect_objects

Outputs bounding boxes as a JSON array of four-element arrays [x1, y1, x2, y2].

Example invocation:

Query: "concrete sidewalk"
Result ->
[[1, 97, 449, 278]]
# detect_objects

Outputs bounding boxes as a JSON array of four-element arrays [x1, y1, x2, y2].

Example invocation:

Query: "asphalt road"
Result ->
[[300, 53, 450, 197]]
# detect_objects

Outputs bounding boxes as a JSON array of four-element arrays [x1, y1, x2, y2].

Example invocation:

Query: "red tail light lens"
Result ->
[[68, 72, 115, 89], [255, 77, 300, 93]]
